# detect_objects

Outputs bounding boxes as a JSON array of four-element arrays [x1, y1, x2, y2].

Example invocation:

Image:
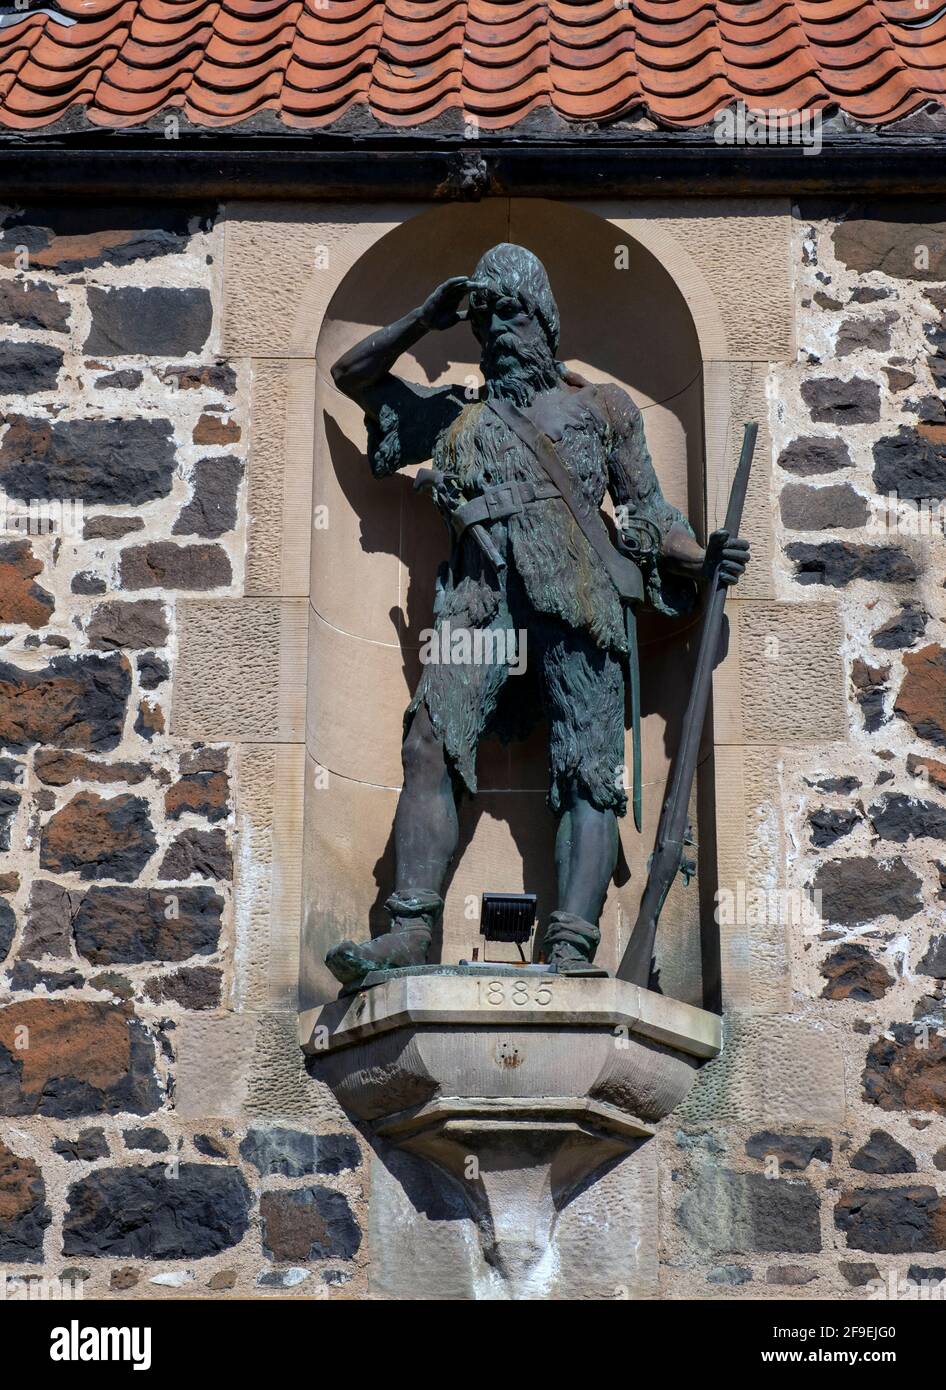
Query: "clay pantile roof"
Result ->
[[0, 0, 944, 132]]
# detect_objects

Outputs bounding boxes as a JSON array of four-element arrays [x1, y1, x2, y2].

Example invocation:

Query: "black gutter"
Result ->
[[1, 136, 945, 199]]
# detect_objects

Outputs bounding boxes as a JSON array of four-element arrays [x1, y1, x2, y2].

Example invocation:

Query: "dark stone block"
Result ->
[[787, 541, 917, 587], [812, 857, 922, 926], [851, 657, 889, 733], [53, 1128, 110, 1162], [821, 943, 895, 1002], [863, 1023, 946, 1115], [158, 828, 231, 882], [0, 898, 14, 962], [779, 482, 868, 531], [93, 370, 143, 390], [873, 427, 946, 502], [886, 367, 916, 391], [800, 377, 881, 425], [839, 1261, 880, 1286], [777, 436, 852, 476], [0, 416, 175, 505], [40, 792, 156, 882], [119, 542, 231, 591], [851, 1130, 917, 1174], [0, 1000, 159, 1118], [0, 652, 130, 753], [82, 515, 144, 541], [85, 287, 212, 356], [144, 965, 222, 1010], [136, 653, 169, 690], [918, 936, 946, 980], [87, 600, 169, 652], [0, 341, 62, 394], [239, 1128, 361, 1178], [9, 963, 84, 992], [260, 1186, 362, 1262], [809, 807, 860, 847], [835, 1186, 946, 1253], [745, 1131, 832, 1171], [873, 605, 928, 650], [836, 314, 894, 355], [805, 774, 860, 794], [0, 788, 19, 851], [63, 1164, 251, 1259], [162, 363, 236, 393], [73, 885, 223, 965], [907, 1264, 946, 1285], [869, 793, 946, 843], [0, 1139, 50, 1263], [193, 1134, 228, 1159], [180, 745, 228, 773], [71, 572, 107, 596], [678, 1169, 821, 1254], [173, 456, 243, 538], [20, 880, 78, 960], [123, 1128, 170, 1154], [0, 280, 69, 332]]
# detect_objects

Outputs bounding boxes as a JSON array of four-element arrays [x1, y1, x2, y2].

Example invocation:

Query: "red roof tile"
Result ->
[[0, 0, 944, 130]]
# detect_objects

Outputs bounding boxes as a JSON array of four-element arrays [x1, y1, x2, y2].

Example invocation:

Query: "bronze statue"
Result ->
[[325, 243, 749, 988]]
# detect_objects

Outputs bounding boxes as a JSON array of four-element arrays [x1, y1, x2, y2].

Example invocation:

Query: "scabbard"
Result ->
[[625, 602, 642, 833]]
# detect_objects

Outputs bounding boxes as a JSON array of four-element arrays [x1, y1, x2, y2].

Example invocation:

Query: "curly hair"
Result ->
[[472, 243, 560, 354]]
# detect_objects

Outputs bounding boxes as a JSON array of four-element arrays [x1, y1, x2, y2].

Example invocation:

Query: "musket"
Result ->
[[617, 421, 758, 987]]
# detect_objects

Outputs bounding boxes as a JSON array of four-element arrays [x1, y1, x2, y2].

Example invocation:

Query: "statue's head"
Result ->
[[468, 244, 560, 401]]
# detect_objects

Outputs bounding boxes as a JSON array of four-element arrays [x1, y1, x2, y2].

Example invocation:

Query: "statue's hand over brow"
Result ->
[[419, 276, 474, 332]]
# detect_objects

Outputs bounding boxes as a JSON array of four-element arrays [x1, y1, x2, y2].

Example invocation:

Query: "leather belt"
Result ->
[[454, 478, 560, 535]]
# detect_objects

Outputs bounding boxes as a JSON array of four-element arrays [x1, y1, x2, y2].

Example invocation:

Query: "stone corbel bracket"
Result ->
[[300, 969, 720, 1294]]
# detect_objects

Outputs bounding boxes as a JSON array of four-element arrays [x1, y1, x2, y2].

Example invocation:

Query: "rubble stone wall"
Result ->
[[0, 196, 943, 1301]]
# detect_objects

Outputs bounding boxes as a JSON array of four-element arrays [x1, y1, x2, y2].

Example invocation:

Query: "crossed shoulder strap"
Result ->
[[485, 397, 643, 607]]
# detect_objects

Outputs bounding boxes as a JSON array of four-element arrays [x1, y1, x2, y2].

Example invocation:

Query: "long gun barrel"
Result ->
[[617, 422, 758, 986]]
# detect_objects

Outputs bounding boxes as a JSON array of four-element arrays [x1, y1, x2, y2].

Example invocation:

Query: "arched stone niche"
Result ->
[[302, 198, 725, 1009]]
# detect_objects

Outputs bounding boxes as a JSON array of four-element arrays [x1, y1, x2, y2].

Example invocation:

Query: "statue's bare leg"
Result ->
[[325, 705, 457, 986], [545, 782, 618, 966], [393, 704, 459, 896]]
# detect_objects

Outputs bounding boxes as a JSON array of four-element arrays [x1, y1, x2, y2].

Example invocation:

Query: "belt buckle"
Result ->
[[486, 483, 517, 519]]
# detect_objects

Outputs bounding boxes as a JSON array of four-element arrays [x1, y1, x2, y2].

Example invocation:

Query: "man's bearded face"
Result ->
[[468, 284, 558, 399]]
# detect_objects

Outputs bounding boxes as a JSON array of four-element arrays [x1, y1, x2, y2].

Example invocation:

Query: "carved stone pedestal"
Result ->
[[300, 965, 720, 1298]]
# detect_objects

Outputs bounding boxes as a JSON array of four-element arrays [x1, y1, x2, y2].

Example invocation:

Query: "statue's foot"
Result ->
[[541, 910, 601, 968], [326, 926, 431, 988], [545, 940, 587, 968]]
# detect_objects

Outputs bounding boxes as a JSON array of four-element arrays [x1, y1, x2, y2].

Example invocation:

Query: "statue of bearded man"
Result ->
[[325, 243, 749, 988]]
